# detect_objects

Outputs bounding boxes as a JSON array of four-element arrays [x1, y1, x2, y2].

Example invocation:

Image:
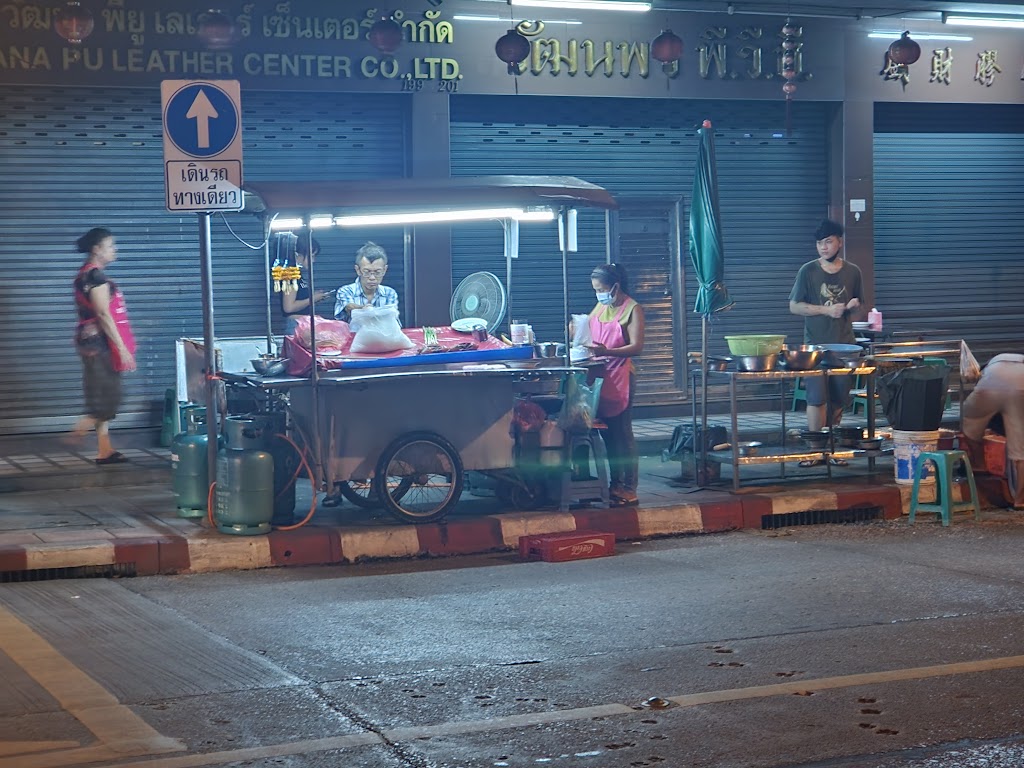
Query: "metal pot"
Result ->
[[781, 345, 823, 370], [735, 353, 778, 372], [706, 356, 732, 372], [534, 342, 566, 359]]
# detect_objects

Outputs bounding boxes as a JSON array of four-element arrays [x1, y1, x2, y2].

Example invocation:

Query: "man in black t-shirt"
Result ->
[[789, 220, 865, 458]]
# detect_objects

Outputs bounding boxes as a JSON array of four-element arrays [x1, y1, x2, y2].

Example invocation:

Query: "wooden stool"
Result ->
[[558, 429, 609, 512], [909, 450, 981, 526]]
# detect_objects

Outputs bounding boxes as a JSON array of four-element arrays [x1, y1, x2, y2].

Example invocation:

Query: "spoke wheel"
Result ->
[[337, 478, 413, 510], [374, 432, 464, 524], [337, 479, 380, 509]]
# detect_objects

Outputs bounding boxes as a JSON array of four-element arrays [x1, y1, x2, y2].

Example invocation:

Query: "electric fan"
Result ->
[[450, 272, 507, 333]]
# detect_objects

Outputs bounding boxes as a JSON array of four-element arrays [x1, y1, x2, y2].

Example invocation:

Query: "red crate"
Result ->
[[519, 531, 616, 562], [984, 434, 1007, 477]]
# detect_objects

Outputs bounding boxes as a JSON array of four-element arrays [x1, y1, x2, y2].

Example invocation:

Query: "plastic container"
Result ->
[[868, 307, 883, 331], [893, 429, 940, 485], [723, 335, 786, 356]]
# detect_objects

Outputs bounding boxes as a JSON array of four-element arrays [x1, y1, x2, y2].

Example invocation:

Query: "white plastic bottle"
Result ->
[[868, 307, 883, 331]]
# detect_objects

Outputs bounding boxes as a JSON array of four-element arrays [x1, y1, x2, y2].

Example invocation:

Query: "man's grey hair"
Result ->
[[355, 241, 388, 265]]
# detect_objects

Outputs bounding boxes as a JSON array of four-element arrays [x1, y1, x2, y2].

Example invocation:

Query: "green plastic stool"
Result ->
[[791, 377, 808, 411], [908, 450, 981, 526]]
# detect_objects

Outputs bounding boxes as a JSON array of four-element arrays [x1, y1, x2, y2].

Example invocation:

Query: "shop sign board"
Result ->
[[161, 79, 244, 212]]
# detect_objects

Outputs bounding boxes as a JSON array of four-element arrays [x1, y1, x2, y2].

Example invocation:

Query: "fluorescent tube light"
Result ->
[[867, 30, 973, 42], [511, 0, 650, 12], [942, 13, 1024, 29], [269, 217, 304, 230], [336, 208, 555, 227], [308, 216, 334, 228], [454, 13, 582, 23]]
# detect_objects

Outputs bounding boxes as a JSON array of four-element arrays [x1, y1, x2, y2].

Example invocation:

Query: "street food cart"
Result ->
[[223, 176, 618, 523]]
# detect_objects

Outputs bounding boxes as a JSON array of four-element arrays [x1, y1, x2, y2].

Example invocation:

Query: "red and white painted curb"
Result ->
[[0, 486, 907, 577]]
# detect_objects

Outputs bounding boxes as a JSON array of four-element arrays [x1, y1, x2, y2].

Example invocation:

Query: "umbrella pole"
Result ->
[[700, 314, 708, 480], [262, 217, 273, 353], [561, 206, 570, 366]]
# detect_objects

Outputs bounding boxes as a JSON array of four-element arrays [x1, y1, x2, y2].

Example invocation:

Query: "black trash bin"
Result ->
[[877, 365, 950, 431]]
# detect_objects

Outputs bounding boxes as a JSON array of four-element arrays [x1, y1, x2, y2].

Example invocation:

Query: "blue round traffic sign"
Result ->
[[163, 82, 239, 158]]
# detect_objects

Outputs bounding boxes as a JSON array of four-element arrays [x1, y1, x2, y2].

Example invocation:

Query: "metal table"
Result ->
[[694, 365, 878, 491]]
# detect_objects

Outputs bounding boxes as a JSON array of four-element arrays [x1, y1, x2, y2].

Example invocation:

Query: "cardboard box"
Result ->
[[519, 531, 616, 562]]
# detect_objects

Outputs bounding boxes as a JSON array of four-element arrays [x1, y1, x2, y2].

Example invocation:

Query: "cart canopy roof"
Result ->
[[243, 175, 617, 217]]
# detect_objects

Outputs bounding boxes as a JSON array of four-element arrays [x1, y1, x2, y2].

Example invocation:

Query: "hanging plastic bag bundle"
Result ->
[[960, 339, 982, 384], [556, 371, 595, 434], [349, 306, 414, 354]]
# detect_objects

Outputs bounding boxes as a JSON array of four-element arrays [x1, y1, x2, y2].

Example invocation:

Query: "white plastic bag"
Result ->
[[349, 306, 414, 354], [571, 313, 592, 348], [960, 339, 981, 384]]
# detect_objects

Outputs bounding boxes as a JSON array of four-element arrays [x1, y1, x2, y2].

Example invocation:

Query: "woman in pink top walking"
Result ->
[[587, 264, 645, 506]]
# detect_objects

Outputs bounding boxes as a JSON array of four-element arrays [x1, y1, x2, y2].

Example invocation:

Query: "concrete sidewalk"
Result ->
[[0, 408, 1000, 580]]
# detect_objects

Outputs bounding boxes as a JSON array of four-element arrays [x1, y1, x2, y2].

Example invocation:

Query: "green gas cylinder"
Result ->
[[171, 407, 220, 519], [214, 417, 274, 536]]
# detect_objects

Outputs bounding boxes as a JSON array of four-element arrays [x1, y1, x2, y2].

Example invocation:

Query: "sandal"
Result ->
[[798, 458, 825, 468], [95, 452, 128, 465], [829, 457, 848, 467]]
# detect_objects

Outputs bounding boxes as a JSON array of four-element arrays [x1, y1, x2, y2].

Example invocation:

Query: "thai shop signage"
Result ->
[[0, 0, 845, 100]]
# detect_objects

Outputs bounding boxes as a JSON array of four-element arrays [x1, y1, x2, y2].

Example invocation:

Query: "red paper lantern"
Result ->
[[369, 14, 402, 54], [651, 29, 683, 63], [54, 1, 94, 45], [495, 28, 531, 75], [888, 31, 921, 66], [198, 10, 236, 50]]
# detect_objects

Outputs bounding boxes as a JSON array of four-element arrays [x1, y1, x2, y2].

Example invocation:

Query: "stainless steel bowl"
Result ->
[[706, 356, 733, 372], [735, 353, 778, 372], [781, 344, 823, 370], [533, 342, 566, 359], [736, 441, 762, 456]]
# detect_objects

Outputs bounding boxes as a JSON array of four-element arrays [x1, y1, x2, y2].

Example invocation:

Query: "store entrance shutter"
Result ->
[[610, 199, 686, 404], [0, 86, 406, 434], [450, 96, 828, 407], [874, 103, 1024, 358]]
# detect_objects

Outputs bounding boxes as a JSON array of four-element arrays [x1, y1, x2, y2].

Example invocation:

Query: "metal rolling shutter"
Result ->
[[874, 103, 1024, 360], [450, 96, 829, 405], [0, 86, 407, 434]]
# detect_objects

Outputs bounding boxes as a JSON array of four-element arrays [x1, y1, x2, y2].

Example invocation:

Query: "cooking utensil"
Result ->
[[800, 429, 830, 449], [706, 356, 732, 372], [819, 343, 865, 368], [533, 342, 566, 359], [724, 334, 786, 356], [251, 358, 287, 376], [857, 437, 883, 450], [734, 353, 778, 372], [780, 344, 823, 370], [836, 426, 865, 447], [735, 441, 762, 456]]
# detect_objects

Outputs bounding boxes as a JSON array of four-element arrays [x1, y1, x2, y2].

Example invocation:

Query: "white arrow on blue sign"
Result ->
[[161, 80, 244, 212]]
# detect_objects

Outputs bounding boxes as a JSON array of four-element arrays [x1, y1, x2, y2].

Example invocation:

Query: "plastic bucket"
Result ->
[[893, 429, 940, 485]]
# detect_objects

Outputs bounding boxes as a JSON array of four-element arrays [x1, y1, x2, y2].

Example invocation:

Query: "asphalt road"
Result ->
[[2, 516, 1024, 768]]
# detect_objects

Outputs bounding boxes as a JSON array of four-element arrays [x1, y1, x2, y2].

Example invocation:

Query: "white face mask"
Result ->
[[596, 290, 614, 305]]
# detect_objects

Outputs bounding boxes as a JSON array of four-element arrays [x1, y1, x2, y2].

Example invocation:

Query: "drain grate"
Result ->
[[0, 562, 137, 583], [762, 505, 883, 530]]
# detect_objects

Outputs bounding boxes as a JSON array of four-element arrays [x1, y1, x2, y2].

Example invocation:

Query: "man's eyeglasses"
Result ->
[[359, 268, 386, 278]]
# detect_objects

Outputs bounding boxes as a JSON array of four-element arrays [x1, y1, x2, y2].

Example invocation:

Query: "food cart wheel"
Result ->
[[337, 478, 414, 509], [337, 480, 380, 509], [373, 431, 464, 524]]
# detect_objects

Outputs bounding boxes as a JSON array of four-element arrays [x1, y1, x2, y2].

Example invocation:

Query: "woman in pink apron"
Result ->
[[587, 264, 646, 506], [71, 228, 136, 464]]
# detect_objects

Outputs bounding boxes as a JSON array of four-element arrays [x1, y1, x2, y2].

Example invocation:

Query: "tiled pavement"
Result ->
[[0, 404, 996, 579]]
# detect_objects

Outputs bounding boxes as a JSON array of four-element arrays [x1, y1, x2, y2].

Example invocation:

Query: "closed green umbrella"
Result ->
[[689, 120, 733, 317], [688, 120, 733, 485]]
